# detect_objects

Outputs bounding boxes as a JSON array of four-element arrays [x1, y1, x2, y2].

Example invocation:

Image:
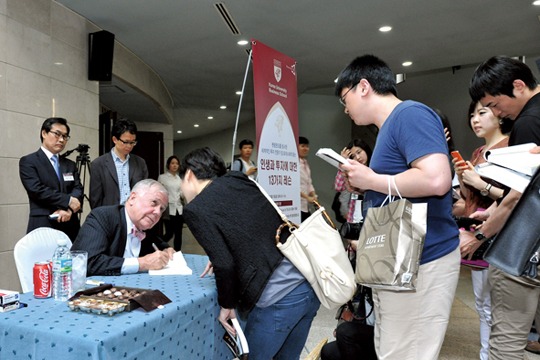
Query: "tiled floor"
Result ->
[[178, 226, 540, 359]]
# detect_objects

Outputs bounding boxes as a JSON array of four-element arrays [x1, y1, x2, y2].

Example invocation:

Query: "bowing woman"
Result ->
[[179, 147, 320, 360]]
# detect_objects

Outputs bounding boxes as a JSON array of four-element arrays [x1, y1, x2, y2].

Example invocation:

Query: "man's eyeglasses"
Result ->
[[339, 83, 358, 107], [49, 130, 70, 141], [117, 138, 138, 146]]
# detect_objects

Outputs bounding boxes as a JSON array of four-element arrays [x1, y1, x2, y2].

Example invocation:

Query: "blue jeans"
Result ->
[[245, 281, 320, 360]]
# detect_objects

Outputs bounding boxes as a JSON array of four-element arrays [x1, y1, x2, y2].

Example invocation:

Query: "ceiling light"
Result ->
[[177, 130, 182, 134], [379, 26, 392, 32], [54, 62, 63, 65], [220, 105, 227, 109], [402, 61, 413, 67], [533, 0, 540, 5], [236, 91, 242, 95], [237, 40, 249, 46], [207, 116, 214, 120]]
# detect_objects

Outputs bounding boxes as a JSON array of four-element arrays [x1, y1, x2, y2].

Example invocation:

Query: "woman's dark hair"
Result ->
[[469, 56, 538, 102], [40, 117, 69, 142], [299, 136, 309, 145], [335, 54, 397, 98], [166, 155, 180, 171], [467, 101, 514, 135], [238, 139, 254, 149], [179, 147, 227, 180], [433, 108, 455, 153], [346, 138, 372, 166]]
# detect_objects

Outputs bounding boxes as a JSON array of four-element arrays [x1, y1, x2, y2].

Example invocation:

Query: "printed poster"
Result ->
[[251, 39, 300, 223]]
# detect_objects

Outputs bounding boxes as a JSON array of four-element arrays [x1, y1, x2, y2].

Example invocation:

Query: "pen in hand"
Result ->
[[152, 243, 159, 252]]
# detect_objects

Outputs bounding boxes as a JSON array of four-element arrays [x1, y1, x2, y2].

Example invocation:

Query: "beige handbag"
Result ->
[[355, 177, 427, 291], [251, 179, 356, 309]]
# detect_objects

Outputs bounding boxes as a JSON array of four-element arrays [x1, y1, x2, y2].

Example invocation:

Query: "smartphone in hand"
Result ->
[[451, 150, 464, 163]]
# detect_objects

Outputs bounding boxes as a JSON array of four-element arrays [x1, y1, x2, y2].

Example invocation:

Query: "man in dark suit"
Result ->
[[19, 117, 83, 241], [72, 179, 174, 276], [89, 118, 148, 209]]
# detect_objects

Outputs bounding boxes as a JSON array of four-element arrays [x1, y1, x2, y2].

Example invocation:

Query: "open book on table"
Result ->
[[316, 148, 348, 168], [148, 251, 192, 275], [222, 318, 249, 360]]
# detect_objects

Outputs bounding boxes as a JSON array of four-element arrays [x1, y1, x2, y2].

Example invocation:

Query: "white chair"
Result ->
[[13, 227, 72, 293]]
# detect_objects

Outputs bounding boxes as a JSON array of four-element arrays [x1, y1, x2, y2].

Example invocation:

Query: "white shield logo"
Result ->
[[274, 65, 282, 82]]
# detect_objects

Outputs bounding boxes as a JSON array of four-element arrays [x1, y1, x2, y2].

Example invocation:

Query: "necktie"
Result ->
[[51, 155, 61, 181], [131, 226, 146, 241]]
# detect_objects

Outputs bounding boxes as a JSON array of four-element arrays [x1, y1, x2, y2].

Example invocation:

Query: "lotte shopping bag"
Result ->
[[355, 177, 427, 291]]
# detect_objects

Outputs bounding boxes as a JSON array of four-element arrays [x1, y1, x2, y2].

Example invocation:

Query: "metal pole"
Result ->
[[231, 48, 253, 167]]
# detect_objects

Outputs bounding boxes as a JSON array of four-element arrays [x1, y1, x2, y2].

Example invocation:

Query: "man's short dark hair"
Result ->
[[299, 136, 309, 145], [112, 118, 138, 139], [335, 54, 397, 98], [238, 139, 254, 150], [179, 147, 227, 180], [469, 56, 538, 102], [40, 117, 69, 142]]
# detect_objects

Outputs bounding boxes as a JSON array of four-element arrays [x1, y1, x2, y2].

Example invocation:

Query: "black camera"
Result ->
[[339, 221, 363, 240], [75, 144, 90, 153]]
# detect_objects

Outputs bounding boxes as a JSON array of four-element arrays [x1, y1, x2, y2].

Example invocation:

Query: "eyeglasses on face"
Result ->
[[117, 138, 138, 146], [49, 130, 70, 141], [339, 83, 359, 107]]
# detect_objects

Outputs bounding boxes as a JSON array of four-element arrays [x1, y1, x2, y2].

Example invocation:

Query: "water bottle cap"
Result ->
[[56, 238, 68, 246]]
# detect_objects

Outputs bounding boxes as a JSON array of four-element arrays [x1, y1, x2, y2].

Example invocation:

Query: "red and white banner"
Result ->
[[252, 39, 300, 223]]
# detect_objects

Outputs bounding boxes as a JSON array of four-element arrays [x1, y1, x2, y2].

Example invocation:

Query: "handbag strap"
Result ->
[[381, 175, 403, 207], [249, 178, 338, 245]]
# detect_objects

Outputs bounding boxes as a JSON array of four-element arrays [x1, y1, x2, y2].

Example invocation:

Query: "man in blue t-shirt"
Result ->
[[335, 54, 460, 360]]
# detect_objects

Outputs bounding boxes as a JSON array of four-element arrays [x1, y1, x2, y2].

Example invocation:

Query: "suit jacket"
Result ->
[[89, 151, 148, 209], [19, 148, 83, 240], [71, 205, 170, 276]]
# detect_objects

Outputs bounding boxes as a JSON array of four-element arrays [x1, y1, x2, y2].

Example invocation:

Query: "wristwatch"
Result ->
[[474, 230, 487, 241], [480, 183, 492, 196]]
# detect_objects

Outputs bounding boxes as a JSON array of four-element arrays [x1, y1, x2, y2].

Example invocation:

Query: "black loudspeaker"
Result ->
[[88, 30, 115, 81]]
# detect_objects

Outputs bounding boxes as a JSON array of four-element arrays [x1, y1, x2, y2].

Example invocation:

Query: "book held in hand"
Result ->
[[222, 318, 249, 359], [316, 148, 348, 168]]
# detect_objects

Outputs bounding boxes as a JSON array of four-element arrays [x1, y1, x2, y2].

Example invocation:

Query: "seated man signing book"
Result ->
[[71, 179, 174, 276]]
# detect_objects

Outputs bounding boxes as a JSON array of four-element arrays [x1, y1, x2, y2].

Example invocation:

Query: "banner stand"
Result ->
[[230, 48, 253, 166]]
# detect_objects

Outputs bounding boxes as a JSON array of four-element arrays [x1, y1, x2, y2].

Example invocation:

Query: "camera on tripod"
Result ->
[[74, 144, 90, 153]]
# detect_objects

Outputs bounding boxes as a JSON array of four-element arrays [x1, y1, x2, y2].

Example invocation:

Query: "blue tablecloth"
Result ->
[[0, 254, 230, 360]]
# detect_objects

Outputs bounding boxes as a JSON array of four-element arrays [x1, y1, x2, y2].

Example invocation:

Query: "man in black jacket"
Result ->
[[19, 117, 83, 241], [72, 179, 174, 276]]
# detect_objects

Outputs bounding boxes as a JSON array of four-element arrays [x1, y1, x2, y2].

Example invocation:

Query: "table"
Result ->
[[0, 254, 231, 360]]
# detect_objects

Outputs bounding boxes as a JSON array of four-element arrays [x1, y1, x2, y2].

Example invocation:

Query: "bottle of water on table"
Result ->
[[52, 238, 72, 301]]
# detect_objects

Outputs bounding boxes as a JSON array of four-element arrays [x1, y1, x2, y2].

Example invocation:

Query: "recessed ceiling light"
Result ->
[[237, 40, 249, 46], [236, 91, 242, 95], [402, 61, 413, 67], [220, 105, 227, 109], [533, 0, 540, 5], [54, 62, 63, 66], [176, 130, 182, 134], [194, 124, 199, 128], [207, 116, 214, 120], [379, 26, 392, 32]]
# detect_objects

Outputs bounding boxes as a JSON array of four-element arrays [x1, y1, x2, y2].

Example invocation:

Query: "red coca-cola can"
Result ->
[[33, 261, 52, 298]]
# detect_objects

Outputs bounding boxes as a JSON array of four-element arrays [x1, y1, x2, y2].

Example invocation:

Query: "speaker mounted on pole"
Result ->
[[88, 30, 115, 81]]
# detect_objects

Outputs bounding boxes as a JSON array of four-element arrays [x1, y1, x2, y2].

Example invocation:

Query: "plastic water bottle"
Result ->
[[52, 238, 72, 301]]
